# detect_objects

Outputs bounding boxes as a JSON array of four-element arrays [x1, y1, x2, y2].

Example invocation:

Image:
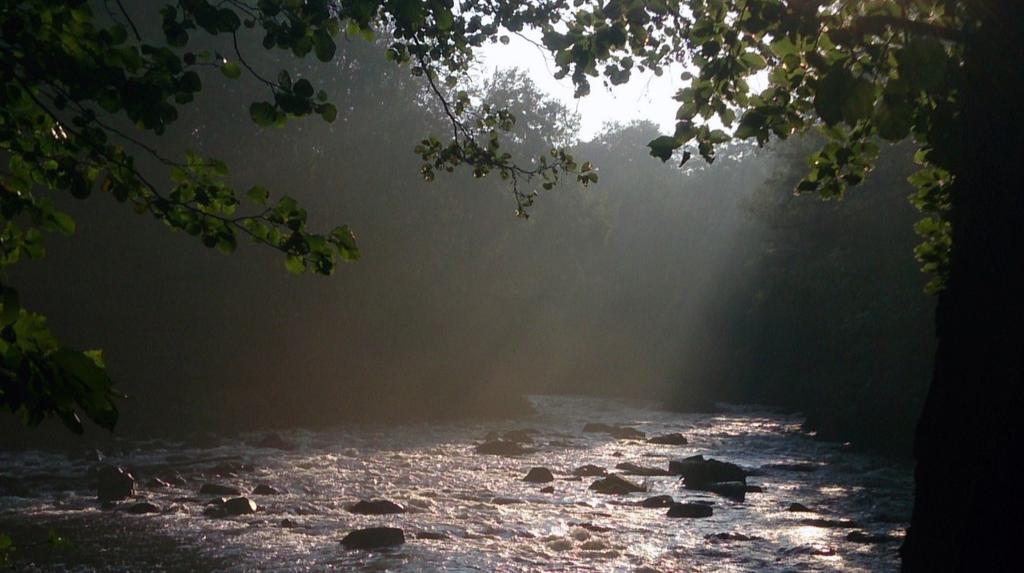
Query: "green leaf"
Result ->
[[898, 38, 947, 92], [647, 135, 680, 162], [249, 102, 277, 127], [220, 62, 241, 79], [293, 79, 314, 98], [841, 78, 876, 125], [246, 186, 270, 204], [284, 255, 305, 274], [313, 30, 336, 62], [1, 287, 20, 326], [319, 103, 337, 123]]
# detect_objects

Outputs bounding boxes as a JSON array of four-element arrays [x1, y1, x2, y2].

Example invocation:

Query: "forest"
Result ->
[[1, 1, 1020, 571]]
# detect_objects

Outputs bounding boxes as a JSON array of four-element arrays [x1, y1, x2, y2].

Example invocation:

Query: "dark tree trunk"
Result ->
[[901, 2, 1024, 570]]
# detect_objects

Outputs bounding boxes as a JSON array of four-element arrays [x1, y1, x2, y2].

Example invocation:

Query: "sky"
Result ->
[[476, 33, 684, 141]]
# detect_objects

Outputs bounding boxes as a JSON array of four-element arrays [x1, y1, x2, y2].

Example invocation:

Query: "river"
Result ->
[[0, 395, 912, 571]]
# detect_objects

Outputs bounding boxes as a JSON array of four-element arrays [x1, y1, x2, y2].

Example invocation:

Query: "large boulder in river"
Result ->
[[589, 474, 644, 495], [348, 499, 406, 515], [224, 497, 258, 515], [475, 440, 531, 456], [97, 465, 135, 502], [615, 462, 674, 477], [203, 496, 257, 517], [669, 455, 747, 485], [573, 464, 608, 477], [523, 467, 554, 483], [206, 496, 258, 517], [667, 502, 713, 518], [647, 433, 689, 445], [200, 483, 243, 496], [340, 527, 406, 550]]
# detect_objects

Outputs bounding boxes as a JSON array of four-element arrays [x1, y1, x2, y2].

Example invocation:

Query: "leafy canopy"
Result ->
[[1, 0, 967, 431]]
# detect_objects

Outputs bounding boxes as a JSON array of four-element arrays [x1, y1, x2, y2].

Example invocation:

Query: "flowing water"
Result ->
[[0, 395, 912, 572]]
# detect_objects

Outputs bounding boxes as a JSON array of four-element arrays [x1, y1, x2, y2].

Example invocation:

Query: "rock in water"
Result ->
[[799, 518, 862, 528], [200, 483, 242, 496], [146, 478, 171, 489], [348, 499, 406, 515], [252, 484, 286, 495], [615, 462, 674, 476], [475, 440, 530, 456], [573, 464, 608, 477], [641, 495, 675, 508], [523, 467, 554, 483], [647, 433, 688, 445], [589, 474, 644, 495], [97, 466, 135, 502], [501, 429, 536, 443], [340, 527, 406, 550], [256, 432, 295, 450], [582, 423, 645, 440], [706, 532, 760, 542], [787, 502, 813, 512], [669, 456, 747, 485], [763, 463, 818, 472], [667, 503, 713, 518], [124, 501, 161, 514], [687, 481, 746, 502], [223, 497, 258, 515], [540, 486, 555, 493], [847, 531, 896, 544]]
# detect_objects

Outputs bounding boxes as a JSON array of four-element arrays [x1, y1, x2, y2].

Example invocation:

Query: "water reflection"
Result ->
[[0, 395, 910, 571]]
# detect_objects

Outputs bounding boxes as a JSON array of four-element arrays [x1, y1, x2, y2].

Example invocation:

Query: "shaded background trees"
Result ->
[[5, 33, 932, 456]]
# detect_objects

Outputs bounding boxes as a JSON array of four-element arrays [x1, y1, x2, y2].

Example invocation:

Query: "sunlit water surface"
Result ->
[[0, 395, 911, 571]]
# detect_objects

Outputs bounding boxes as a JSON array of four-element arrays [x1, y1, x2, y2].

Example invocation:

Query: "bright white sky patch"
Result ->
[[476, 33, 684, 141]]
